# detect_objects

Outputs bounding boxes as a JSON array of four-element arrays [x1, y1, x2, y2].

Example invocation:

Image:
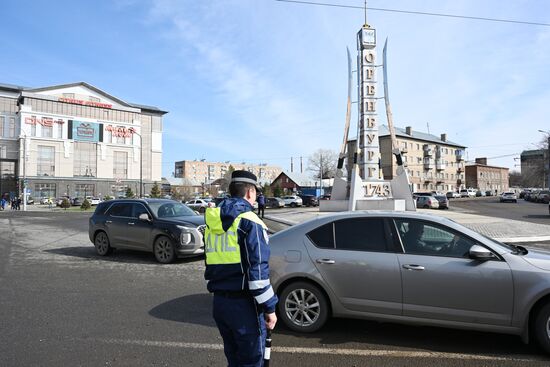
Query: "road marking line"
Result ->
[[97, 338, 545, 362]]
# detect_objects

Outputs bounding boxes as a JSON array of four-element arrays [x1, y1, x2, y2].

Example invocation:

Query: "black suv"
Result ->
[[298, 194, 318, 207], [89, 199, 205, 263]]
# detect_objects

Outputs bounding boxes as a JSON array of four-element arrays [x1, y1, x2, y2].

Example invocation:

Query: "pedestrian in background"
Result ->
[[257, 191, 266, 219], [0, 197, 5, 211], [204, 170, 278, 367]]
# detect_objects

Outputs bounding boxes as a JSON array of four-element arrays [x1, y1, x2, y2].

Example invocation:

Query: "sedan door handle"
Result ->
[[128, 222, 135, 225], [316, 259, 335, 265], [106, 220, 112, 224], [402, 264, 425, 271]]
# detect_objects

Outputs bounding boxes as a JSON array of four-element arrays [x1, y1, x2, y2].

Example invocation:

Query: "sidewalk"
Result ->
[[265, 207, 550, 244]]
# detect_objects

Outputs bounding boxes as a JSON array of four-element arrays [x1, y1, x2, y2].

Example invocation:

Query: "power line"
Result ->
[[274, 0, 550, 27]]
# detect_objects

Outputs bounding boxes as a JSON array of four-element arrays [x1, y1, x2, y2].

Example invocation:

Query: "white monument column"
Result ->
[[357, 26, 380, 181]]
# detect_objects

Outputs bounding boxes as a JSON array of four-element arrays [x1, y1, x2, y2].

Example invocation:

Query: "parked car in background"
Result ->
[[536, 190, 550, 204], [460, 189, 477, 198], [500, 192, 518, 203], [185, 198, 216, 213], [446, 191, 461, 199], [266, 197, 285, 209], [415, 196, 439, 209], [56, 196, 71, 206], [519, 189, 531, 199], [89, 199, 205, 263], [412, 192, 434, 200], [485, 190, 494, 197], [269, 210, 550, 353], [89, 197, 102, 206], [299, 194, 319, 207], [475, 190, 486, 197], [40, 197, 53, 205], [434, 195, 449, 209], [527, 189, 541, 202], [282, 195, 303, 207], [72, 197, 83, 206]]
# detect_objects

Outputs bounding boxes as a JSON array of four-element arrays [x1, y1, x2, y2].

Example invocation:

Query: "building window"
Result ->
[[113, 151, 128, 178], [35, 183, 56, 199], [116, 134, 125, 145], [57, 122, 63, 139], [37, 146, 55, 176], [75, 183, 95, 198], [42, 124, 53, 138], [73, 142, 97, 177], [63, 93, 75, 99], [8, 117, 15, 137], [0, 116, 4, 137]]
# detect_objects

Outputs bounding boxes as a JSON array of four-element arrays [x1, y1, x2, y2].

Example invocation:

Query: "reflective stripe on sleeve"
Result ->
[[248, 279, 270, 290], [254, 285, 274, 304]]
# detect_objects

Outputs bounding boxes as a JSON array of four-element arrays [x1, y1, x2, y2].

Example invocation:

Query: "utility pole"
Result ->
[[22, 134, 27, 211]]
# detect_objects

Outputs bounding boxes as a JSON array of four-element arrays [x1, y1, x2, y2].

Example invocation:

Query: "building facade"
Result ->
[[465, 158, 509, 193], [174, 160, 282, 185], [377, 126, 466, 192], [0, 82, 166, 200], [520, 149, 548, 188]]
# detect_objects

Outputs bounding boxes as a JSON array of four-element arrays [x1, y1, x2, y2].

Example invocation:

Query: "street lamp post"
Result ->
[[129, 128, 143, 198]]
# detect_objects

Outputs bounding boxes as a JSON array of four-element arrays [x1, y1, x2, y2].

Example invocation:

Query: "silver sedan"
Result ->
[[269, 211, 550, 354]]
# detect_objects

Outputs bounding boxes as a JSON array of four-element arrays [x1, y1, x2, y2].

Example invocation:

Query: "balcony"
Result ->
[[456, 179, 462, 185], [423, 158, 434, 169], [435, 159, 446, 170], [423, 144, 433, 156], [455, 150, 465, 161], [422, 174, 433, 182]]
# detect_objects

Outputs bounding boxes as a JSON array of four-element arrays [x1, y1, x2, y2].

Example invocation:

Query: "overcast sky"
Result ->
[[2, 0, 549, 178]]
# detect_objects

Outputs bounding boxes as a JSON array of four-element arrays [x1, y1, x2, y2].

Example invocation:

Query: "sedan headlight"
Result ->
[[177, 225, 193, 245]]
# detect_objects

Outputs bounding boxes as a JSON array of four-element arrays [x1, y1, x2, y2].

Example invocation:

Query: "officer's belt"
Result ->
[[214, 290, 251, 299]]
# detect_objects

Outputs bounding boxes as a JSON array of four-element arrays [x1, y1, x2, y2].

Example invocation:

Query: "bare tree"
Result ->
[[308, 149, 338, 179]]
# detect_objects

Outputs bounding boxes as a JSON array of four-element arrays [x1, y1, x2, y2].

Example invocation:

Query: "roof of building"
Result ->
[[273, 171, 319, 187], [0, 81, 167, 114], [521, 149, 545, 157], [465, 163, 509, 170], [378, 125, 466, 148]]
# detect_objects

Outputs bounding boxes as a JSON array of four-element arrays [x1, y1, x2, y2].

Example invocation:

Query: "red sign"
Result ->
[[105, 125, 134, 138], [58, 97, 112, 109], [25, 116, 65, 126]]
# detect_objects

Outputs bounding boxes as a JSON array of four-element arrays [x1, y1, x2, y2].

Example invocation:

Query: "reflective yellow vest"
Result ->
[[204, 208, 267, 265]]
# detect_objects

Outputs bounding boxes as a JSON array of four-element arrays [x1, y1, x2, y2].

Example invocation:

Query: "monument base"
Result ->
[[320, 198, 406, 212]]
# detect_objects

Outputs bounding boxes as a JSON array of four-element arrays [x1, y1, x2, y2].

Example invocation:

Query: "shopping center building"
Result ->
[[0, 82, 166, 200]]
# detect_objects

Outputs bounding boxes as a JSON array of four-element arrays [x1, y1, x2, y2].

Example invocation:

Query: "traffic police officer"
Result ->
[[204, 170, 278, 367]]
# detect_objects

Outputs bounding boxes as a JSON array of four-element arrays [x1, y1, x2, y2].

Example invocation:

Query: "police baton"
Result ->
[[264, 329, 272, 366]]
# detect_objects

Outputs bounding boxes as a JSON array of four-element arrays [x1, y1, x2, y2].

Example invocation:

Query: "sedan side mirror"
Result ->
[[138, 213, 151, 222], [469, 244, 496, 261]]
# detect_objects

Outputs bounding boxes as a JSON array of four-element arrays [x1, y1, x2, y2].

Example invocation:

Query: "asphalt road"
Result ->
[[449, 196, 550, 225], [1, 210, 550, 366]]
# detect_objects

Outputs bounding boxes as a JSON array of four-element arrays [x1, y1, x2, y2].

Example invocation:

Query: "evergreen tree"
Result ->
[[60, 198, 71, 210], [80, 198, 91, 210], [273, 185, 282, 197], [125, 187, 135, 198], [150, 182, 161, 198], [262, 183, 272, 197]]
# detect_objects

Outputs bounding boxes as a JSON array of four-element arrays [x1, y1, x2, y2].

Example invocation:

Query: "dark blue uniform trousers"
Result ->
[[213, 294, 267, 367]]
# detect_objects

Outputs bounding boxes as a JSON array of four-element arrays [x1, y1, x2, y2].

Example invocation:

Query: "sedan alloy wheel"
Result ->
[[279, 281, 328, 332]]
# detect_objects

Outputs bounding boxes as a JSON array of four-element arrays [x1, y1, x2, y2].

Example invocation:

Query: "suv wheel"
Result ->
[[290, 202, 297, 208], [534, 302, 550, 353], [154, 236, 176, 264], [94, 231, 113, 256], [278, 281, 329, 333]]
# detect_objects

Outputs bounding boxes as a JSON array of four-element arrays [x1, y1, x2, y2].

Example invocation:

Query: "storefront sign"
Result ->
[[25, 116, 65, 126], [105, 125, 134, 138], [58, 97, 112, 109], [71, 121, 101, 142]]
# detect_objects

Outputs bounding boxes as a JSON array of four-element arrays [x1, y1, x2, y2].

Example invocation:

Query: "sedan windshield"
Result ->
[[147, 201, 196, 218]]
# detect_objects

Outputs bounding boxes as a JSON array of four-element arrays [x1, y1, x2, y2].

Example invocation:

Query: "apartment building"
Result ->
[[378, 125, 467, 192], [174, 160, 282, 185], [465, 158, 509, 193]]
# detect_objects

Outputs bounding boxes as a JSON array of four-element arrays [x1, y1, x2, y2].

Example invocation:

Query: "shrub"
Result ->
[[60, 198, 71, 210], [81, 199, 91, 210]]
